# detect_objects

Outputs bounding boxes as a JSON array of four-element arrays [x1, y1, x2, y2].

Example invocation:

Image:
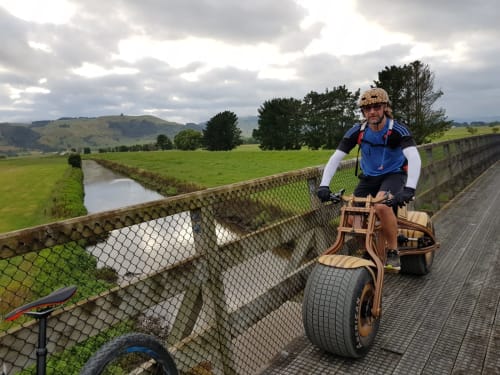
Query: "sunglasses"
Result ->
[[361, 103, 384, 111]]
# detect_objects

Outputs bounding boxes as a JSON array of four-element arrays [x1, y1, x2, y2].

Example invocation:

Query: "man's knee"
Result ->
[[375, 203, 395, 219]]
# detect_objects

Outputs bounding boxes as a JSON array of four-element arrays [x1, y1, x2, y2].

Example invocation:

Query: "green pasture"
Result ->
[[91, 126, 496, 190], [90, 148, 336, 188], [0, 156, 70, 233], [430, 125, 495, 142]]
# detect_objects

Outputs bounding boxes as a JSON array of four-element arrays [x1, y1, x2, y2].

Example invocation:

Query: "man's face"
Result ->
[[362, 103, 386, 126]]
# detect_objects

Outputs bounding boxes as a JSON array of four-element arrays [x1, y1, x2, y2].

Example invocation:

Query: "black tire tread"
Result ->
[[400, 217, 435, 275], [80, 332, 178, 375], [303, 264, 378, 358]]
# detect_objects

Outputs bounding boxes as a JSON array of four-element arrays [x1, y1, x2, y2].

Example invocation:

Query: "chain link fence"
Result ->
[[0, 134, 499, 374]]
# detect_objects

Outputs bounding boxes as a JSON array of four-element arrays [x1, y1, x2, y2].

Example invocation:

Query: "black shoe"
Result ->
[[385, 249, 401, 270]]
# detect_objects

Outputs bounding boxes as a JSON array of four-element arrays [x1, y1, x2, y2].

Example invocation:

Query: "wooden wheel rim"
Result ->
[[358, 283, 376, 337]]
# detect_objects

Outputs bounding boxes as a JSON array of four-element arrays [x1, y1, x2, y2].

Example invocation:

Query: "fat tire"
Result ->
[[400, 217, 435, 275], [80, 333, 178, 375], [303, 263, 379, 358]]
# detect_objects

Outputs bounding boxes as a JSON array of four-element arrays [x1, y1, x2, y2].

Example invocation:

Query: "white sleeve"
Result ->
[[402, 146, 421, 189], [320, 150, 347, 186]]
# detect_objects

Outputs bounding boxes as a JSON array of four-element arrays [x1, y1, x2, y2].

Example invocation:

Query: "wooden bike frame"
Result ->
[[321, 195, 439, 318]]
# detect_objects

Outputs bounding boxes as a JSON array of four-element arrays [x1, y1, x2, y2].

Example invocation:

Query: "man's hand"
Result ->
[[392, 187, 416, 207], [317, 186, 332, 202]]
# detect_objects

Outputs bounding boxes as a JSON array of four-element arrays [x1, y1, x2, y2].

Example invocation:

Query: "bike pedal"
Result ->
[[384, 264, 401, 272]]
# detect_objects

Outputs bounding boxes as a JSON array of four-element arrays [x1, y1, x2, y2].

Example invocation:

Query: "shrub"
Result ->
[[67, 153, 82, 168], [95, 266, 119, 283]]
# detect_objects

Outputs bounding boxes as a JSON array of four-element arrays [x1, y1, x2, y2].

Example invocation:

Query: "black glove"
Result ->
[[317, 186, 332, 202], [392, 187, 416, 208]]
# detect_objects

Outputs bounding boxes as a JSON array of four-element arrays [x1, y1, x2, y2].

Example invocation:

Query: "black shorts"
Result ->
[[354, 173, 407, 198]]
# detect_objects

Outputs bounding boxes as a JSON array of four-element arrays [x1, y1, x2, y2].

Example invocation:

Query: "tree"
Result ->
[[253, 98, 303, 150], [67, 153, 81, 168], [301, 90, 325, 150], [156, 134, 173, 150], [466, 126, 478, 135], [302, 86, 359, 149], [375, 60, 452, 144], [203, 111, 242, 151], [174, 129, 202, 150]]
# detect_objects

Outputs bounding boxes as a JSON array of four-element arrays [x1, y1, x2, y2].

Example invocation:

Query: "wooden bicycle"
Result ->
[[303, 190, 439, 358]]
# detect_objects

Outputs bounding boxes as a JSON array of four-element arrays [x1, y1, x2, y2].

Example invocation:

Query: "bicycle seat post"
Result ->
[[25, 308, 56, 375], [3, 286, 77, 375]]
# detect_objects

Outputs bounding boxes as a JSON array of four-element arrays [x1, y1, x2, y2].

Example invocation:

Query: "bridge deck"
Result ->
[[260, 161, 500, 375]]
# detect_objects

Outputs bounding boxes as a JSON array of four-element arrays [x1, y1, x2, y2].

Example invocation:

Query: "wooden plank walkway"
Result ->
[[260, 161, 500, 375]]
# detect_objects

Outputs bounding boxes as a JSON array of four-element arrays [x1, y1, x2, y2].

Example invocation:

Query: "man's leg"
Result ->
[[377, 173, 406, 249], [376, 173, 406, 269], [374, 191, 398, 249]]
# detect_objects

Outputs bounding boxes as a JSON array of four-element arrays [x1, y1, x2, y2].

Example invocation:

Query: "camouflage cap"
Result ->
[[359, 88, 390, 107]]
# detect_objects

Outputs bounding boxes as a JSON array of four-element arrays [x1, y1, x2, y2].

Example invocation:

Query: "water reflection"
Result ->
[[83, 160, 164, 213], [86, 213, 239, 278]]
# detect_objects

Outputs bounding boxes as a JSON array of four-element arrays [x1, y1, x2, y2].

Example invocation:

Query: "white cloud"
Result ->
[[0, 0, 76, 24], [298, 0, 412, 56], [116, 36, 301, 81], [73, 63, 139, 78], [8, 84, 50, 100], [28, 41, 53, 53]]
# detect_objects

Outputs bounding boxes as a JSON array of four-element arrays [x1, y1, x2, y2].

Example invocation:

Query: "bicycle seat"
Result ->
[[4, 285, 77, 322]]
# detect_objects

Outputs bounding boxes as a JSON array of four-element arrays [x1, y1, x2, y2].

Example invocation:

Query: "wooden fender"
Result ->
[[399, 211, 430, 239], [319, 254, 375, 269]]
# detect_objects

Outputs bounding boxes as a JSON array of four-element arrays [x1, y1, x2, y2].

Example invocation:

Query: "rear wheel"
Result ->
[[400, 214, 436, 275], [303, 263, 379, 358], [80, 333, 178, 375]]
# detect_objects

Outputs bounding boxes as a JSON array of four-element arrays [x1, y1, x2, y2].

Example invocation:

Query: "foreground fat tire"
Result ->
[[303, 263, 379, 358], [400, 214, 436, 275], [80, 333, 178, 375]]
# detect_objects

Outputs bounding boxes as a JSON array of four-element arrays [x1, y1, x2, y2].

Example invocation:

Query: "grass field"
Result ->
[[0, 126, 495, 233], [430, 125, 496, 141], [91, 148, 336, 188], [0, 156, 69, 233], [90, 126, 496, 188]]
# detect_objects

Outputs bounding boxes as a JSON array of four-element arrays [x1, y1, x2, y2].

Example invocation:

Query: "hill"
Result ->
[[0, 114, 259, 155], [0, 115, 203, 154]]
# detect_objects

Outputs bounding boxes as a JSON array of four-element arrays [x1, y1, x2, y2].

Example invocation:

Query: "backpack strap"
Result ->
[[357, 121, 367, 145], [384, 118, 394, 140], [355, 122, 367, 176], [378, 119, 394, 171]]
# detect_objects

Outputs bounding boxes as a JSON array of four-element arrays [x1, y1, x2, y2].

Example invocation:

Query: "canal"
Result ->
[[82, 160, 164, 213]]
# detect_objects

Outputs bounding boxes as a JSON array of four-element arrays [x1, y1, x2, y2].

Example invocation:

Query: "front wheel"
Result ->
[[302, 263, 379, 358], [80, 333, 178, 375]]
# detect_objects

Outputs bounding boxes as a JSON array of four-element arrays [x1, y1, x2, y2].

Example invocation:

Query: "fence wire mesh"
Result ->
[[0, 135, 499, 374]]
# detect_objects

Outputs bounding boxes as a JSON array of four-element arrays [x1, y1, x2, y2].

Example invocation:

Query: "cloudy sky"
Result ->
[[1, 0, 499, 125]]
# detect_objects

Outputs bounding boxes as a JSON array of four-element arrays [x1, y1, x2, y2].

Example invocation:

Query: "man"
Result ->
[[317, 87, 421, 269]]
